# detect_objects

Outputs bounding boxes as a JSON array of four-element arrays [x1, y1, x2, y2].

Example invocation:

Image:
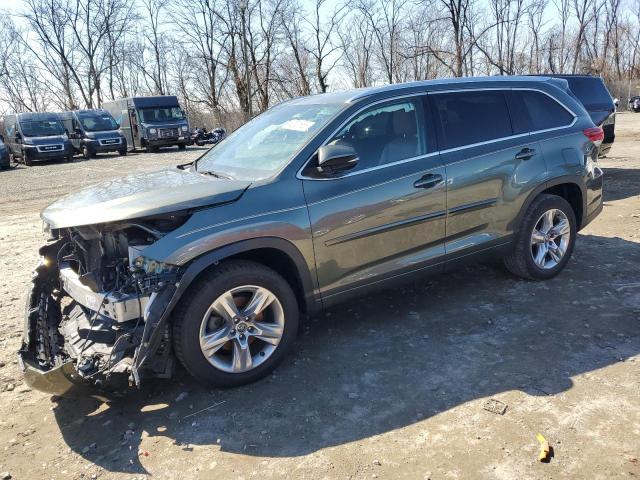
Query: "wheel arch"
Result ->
[[170, 237, 319, 319], [515, 177, 586, 232]]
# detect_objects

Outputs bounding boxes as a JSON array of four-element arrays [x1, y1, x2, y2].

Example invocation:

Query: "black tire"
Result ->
[[173, 260, 299, 387], [504, 194, 577, 280], [147, 146, 158, 153], [118, 148, 127, 156], [178, 144, 186, 151], [82, 145, 93, 160], [24, 154, 33, 167], [65, 155, 73, 163], [195, 140, 204, 147]]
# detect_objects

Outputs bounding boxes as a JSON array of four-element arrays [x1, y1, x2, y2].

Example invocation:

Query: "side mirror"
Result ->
[[15, 132, 22, 142], [74, 127, 82, 135], [316, 144, 359, 175]]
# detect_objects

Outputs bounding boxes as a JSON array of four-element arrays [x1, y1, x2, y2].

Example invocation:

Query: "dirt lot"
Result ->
[[0, 119, 639, 480]]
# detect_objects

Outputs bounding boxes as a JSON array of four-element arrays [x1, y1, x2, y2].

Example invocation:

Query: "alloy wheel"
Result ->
[[198, 285, 285, 373], [530, 208, 571, 269]]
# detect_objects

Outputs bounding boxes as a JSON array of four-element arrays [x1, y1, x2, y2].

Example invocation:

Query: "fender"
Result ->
[[511, 175, 587, 233], [133, 236, 319, 382], [179, 236, 318, 314]]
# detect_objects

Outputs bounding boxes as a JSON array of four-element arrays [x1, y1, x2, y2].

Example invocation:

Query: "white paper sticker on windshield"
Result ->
[[281, 119, 314, 132]]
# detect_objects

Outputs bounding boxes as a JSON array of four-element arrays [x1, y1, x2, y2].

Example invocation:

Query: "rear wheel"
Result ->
[[178, 144, 186, 151], [173, 260, 299, 387], [504, 194, 576, 280], [147, 146, 158, 153]]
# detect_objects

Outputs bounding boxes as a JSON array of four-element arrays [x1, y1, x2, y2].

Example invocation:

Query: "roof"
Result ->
[[286, 76, 558, 106], [15, 112, 61, 121], [131, 96, 180, 108]]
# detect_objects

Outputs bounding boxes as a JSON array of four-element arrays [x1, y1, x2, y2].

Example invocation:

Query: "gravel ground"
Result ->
[[0, 120, 638, 480]]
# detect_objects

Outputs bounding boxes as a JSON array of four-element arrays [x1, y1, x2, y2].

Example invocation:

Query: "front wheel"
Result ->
[[178, 144, 186, 151], [172, 260, 299, 387], [504, 194, 577, 280]]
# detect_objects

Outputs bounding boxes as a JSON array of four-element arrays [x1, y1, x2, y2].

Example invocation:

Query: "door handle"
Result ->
[[414, 173, 443, 189], [515, 148, 536, 160]]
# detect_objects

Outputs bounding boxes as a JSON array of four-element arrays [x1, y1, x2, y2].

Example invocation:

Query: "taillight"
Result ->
[[583, 127, 604, 146]]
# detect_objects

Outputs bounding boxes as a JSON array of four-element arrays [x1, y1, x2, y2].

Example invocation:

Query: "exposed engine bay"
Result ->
[[20, 212, 189, 393]]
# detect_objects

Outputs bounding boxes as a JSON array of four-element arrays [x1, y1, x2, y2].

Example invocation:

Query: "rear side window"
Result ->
[[508, 90, 574, 132], [431, 91, 512, 149]]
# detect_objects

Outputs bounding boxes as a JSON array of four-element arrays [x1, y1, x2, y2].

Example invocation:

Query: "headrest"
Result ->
[[392, 110, 416, 136]]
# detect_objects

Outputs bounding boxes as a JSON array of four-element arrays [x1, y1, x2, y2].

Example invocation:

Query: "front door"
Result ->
[[302, 96, 447, 302]]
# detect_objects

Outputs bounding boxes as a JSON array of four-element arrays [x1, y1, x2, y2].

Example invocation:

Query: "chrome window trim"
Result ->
[[298, 86, 579, 181]]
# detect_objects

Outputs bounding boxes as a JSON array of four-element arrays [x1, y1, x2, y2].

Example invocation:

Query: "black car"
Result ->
[[59, 109, 127, 159], [0, 137, 9, 169], [2, 112, 73, 166], [539, 75, 616, 156]]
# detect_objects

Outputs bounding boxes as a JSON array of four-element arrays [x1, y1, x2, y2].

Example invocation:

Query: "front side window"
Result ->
[[139, 107, 186, 123], [196, 102, 342, 180], [19, 120, 65, 137], [432, 91, 512, 149], [328, 99, 426, 170], [77, 112, 119, 132]]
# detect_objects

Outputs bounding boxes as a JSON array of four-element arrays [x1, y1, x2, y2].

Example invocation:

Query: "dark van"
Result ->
[[535, 75, 616, 156], [3, 113, 73, 166], [102, 96, 190, 152], [59, 110, 127, 159]]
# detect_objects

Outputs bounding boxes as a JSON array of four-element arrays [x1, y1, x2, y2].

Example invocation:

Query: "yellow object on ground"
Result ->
[[536, 433, 551, 462]]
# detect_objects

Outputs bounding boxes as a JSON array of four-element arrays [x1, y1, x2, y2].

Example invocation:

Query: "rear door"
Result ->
[[430, 89, 547, 259], [303, 95, 447, 301], [507, 88, 579, 177]]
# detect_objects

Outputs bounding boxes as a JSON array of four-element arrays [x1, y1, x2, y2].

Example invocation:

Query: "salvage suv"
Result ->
[[19, 76, 604, 395]]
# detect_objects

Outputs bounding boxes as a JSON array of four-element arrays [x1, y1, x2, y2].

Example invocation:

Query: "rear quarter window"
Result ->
[[431, 91, 512, 149], [508, 91, 574, 132]]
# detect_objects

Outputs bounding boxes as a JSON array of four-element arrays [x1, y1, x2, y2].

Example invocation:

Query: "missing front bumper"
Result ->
[[18, 351, 92, 396]]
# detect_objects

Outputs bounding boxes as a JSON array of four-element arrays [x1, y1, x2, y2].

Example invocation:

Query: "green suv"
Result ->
[[19, 76, 604, 395]]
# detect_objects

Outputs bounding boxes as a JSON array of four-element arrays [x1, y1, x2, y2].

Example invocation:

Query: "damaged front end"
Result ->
[[19, 214, 187, 396]]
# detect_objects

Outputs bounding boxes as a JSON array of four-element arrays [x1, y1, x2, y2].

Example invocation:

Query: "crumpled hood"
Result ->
[[42, 168, 251, 228]]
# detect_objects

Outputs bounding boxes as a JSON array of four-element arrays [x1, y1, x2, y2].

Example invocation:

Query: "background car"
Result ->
[[0, 137, 9, 169]]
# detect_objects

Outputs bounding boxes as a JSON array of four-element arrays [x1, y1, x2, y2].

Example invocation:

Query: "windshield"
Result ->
[[20, 120, 65, 137], [78, 112, 119, 132], [139, 107, 185, 123], [196, 102, 343, 180]]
